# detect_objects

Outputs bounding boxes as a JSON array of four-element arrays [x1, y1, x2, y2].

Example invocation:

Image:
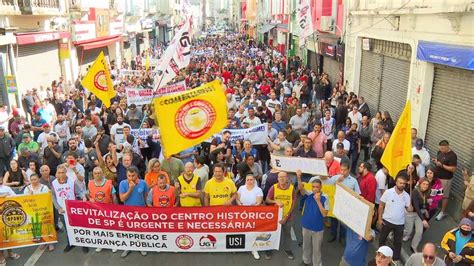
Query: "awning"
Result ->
[[417, 41, 474, 70], [76, 36, 122, 50], [318, 33, 339, 45], [15, 31, 70, 45], [277, 23, 288, 32], [258, 24, 276, 34]]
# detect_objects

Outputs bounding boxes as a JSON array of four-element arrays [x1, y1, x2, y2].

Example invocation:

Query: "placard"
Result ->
[[65, 201, 282, 252], [0, 193, 57, 250], [332, 183, 374, 240], [270, 154, 329, 176]]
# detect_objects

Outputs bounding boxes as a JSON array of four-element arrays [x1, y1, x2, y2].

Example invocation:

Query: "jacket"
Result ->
[[441, 228, 474, 266], [0, 135, 15, 159]]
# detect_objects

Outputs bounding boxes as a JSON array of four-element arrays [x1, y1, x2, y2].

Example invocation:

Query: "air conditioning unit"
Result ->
[[320, 16, 334, 32]]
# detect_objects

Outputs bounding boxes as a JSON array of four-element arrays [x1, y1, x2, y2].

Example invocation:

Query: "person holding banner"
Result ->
[[176, 162, 202, 207], [265, 171, 296, 260], [0, 175, 21, 264], [119, 166, 149, 258], [51, 164, 83, 253], [296, 170, 328, 266], [204, 163, 236, 206]]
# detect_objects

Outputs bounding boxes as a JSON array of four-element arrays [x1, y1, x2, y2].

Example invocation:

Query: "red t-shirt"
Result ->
[[222, 71, 232, 84], [359, 172, 377, 203], [260, 85, 271, 95]]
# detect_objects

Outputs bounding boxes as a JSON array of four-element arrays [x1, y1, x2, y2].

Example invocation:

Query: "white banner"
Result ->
[[130, 128, 159, 141], [297, 0, 315, 47], [155, 81, 187, 96], [270, 154, 328, 176], [64, 202, 282, 252], [208, 124, 269, 145], [126, 88, 154, 106], [120, 69, 144, 77]]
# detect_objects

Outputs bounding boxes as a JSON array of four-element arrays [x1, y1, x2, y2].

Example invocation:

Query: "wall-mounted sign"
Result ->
[[5, 75, 17, 94]]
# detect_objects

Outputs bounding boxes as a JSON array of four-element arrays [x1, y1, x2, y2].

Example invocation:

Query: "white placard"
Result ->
[[332, 183, 374, 240], [270, 154, 328, 176]]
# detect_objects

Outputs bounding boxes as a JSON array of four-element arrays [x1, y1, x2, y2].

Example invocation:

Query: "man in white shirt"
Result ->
[[378, 173, 410, 263], [265, 92, 281, 115], [0, 105, 11, 130], [374, 167, 388, 205], [412, 139, 430, 167], [332, 131, 350, 155], [242, 108, 262, 128], [110, 115, 131, 146], [289, 108, 308, 134], [54, 115, 70, 148]]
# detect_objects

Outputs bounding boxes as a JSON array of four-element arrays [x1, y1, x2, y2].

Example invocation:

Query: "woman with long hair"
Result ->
[[421, 166, 443, 219], [94, 137, 118, 187], [371, 111, 382, 131], [144, 159, 170, 189], [403, 178, 431, 252], [241, 140, 258, 161], [381, 111, 394, 133], [3, 159, 28, 193]]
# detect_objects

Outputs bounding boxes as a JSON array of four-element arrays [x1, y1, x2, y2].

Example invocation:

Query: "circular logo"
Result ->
[[175, 235, 194, 250], [2, 206, 27, 227], [175, 100, 216, 139], [158, 195, 170, 207], [95, 191, 106, 202], [93, 70, 108, 91]]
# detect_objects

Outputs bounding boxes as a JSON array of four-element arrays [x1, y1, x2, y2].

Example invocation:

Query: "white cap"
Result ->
[[377, 246, 393, 257]]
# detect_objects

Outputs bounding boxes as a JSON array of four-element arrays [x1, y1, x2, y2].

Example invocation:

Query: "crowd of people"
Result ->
[[0, 32, 473, 266]]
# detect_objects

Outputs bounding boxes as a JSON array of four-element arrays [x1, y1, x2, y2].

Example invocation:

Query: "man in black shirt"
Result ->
[[434, 140, 457, 221]]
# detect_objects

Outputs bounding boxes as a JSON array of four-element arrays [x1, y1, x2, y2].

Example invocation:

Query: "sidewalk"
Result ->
[[400, 215, 458, 262]]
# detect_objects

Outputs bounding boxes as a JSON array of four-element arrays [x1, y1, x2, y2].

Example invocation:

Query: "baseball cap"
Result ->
[[302, 103, 307, 108], [415, 138, 423, 149], [376, 246, 393, 257], [129, 104, 137, 110], [22, 133, 31, 138], [42, 123, 50, 128]]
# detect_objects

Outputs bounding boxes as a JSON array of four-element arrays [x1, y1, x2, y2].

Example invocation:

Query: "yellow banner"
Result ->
[[381, 101, 412, 177], [0, 193, 57, 250], [154, 80, 228, 157], [81, 51, 116, 108], [303, 182, 336, 217]]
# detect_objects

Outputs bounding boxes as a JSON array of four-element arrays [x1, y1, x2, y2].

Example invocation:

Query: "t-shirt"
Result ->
[[434, 150, 457, 180], [237, 185, 263, 206], [204, 177, 237, 206], [110, 123, 131, 146], [265, 99, 280, 114], [273, 139, 292, 156], [119, 179, 149, 207], [0, 185, 16, 196], [307, 131, 327, 158], [242, 116, 262, 128], [380, 187, 411, 225], [65, 164, 85, 183], [375, 169, 388, 204], [301, 192, 329, 232], [332, 139, 350, 152]]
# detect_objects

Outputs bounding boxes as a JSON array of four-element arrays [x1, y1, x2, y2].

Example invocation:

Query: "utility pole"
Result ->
[[202, 0, 207, 31]]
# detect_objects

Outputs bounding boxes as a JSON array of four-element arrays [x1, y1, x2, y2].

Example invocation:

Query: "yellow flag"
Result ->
[[81, 52, 115, 108], [381, 101, 412, 178], [145, 52, 150, 71], [154, 80, 228, 157]]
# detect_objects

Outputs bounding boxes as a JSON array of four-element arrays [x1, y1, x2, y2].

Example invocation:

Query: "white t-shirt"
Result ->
[[54, 121, 71, 140], [110, 123, 131, 146], [375, 169, 388, 204], [348, 111, 362, 130], [242, 116, 262, 128], [332, 139, 351, 152], [65, 164, 85, 183], [24, 184, 49, 195], [265, 99, 281, 114], [0, 110, 9, 129], [238, 185, 263, 206], [380, 187, 411, 225]]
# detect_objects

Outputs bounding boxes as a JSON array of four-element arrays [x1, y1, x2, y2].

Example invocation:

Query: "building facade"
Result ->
[[344, 0, 474, 215]]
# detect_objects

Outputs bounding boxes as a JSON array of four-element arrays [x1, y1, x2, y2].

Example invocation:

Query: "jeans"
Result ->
[[330, 217, 346, 239], [379, 219, 404, 260], [404, 212, 424, 250], [302, 228, 323, 265]]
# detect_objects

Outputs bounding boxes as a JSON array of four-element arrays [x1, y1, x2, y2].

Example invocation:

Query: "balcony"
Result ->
[[18, 0, 61, 15], [0, 0, 21, 15]]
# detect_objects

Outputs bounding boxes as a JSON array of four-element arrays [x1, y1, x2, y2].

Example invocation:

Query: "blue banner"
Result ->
[[417, 41, 474, 70]]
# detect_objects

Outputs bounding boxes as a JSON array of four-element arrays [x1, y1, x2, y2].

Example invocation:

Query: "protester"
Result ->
[[440, 218, 474, 265], [0, 175, 20, 264], [204, 163, 236, 206], [434, 140, 457, 221], [176, 162, 202, 207], [146, 174, 177, 207], [405, 242, 446, 266], [265, 171, 296, 260], [367, 246, 394, 266], [296, 171, 328, 266]]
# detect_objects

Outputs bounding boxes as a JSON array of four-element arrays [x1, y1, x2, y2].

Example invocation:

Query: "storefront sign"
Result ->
[[362, 38, 370, 51], [0, 193, 57, 250], [59, 43, 70, 59], [65, 201, 282, 252], [15, 31, 70, 45], [141, 19, 154, 30], [5, 75, 17, 93], [109, 21, 124, 36], [72, 23, 97, 43], [95, 9, 110, 38], [417, 40, 474, 71], [325, 45, 336, 57]]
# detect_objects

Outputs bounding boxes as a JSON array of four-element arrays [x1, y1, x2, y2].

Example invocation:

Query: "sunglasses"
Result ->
[[423, 254, 435, 260]]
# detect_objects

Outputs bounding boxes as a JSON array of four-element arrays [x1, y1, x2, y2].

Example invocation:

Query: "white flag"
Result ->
[[297, 0, 314, 47], [153, 17, 192, 91]]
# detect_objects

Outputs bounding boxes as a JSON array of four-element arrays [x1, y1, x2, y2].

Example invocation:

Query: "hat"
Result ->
[[129, 104, 137, 110], [42, 123, 50, 128], [415, 138, 423, 149], [0, 126, 5, 130], [459, 218, 472, 228], [302, 103, 307, 108], [22, 133, 31, 138], [376, 246, 393, 257], [336, 142, 344, 149]]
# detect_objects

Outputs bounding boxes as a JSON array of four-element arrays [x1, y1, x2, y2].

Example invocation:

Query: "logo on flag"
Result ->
[[176, 99, 217, 139], [93, 70, 108, 91], [81, 52, 116, 107]]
